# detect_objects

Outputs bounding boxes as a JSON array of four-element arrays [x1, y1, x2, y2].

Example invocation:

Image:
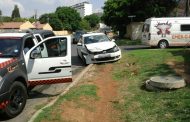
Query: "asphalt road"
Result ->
[[0, 44, 85, 122]]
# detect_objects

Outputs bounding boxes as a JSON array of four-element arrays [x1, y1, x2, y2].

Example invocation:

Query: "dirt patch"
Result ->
[[60, 64, 120, 122]]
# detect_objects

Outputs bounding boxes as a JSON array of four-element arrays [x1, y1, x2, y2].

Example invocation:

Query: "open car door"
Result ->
[[24, 36, 72, 86]]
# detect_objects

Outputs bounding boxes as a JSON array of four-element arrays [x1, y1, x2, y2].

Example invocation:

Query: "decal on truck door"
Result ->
[[155, 21, 172, 37]]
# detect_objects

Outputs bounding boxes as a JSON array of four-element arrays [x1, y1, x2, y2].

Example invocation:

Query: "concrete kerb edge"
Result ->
[[28, 64, 93, 122]]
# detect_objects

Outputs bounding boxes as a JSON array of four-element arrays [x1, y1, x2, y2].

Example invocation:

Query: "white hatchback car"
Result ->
[[77, 33, 121, 65]]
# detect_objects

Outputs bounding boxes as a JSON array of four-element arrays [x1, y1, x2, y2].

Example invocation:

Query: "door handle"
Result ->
[[60, 60, 69, 65]]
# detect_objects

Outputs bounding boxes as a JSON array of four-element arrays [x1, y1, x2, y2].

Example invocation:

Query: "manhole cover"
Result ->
[[148, 76, 186, 89]]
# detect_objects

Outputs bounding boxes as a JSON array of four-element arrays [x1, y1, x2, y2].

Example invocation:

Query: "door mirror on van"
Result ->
[[111, 39, 115, 42], [30, 49, 41, 59], [77, 42, 82, 46]]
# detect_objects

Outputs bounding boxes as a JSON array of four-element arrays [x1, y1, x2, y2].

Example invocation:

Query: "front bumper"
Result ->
[[0, 92, 9, 109], [90, 50, 121, 64]]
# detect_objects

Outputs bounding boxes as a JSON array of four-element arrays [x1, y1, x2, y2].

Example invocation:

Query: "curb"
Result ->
[[28, 64, 93, 122]]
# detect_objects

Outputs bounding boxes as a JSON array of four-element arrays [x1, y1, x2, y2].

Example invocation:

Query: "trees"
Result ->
[[79, 19, 90, 31], [185, 0, 190, 16], [102, 0, 178, 37], [84, 14, 100, 29], [55, 7, 81, 31], [39, 13, 63, 31], [11, 5, 21, 19]]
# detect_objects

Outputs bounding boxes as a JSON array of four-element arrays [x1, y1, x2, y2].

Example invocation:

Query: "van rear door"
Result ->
[[25, 36, 72, 86]]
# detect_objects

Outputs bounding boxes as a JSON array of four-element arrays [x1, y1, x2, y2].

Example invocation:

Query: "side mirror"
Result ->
[[77, 42, 82, 46], [30, 49, 41, 59], [111, 39, 116, 42]]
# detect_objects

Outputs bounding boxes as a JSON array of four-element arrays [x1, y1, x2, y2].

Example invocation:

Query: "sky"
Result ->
[[0, 0, 106, 18]]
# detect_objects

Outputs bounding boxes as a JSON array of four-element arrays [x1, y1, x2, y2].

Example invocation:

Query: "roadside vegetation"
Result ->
[[115, 39, 142, 46], [34, 84, 98, 122], [34, 48, 190, 122], [113, 48, 190, 122]]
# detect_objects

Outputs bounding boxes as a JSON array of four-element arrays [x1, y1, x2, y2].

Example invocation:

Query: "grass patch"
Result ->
[[34, 84, 98, 122], [113, 48, 190, 122], [115, 39, 142, 46]]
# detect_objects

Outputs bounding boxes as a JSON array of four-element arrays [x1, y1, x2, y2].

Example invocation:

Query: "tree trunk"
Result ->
[[185, 0, 190, 16]]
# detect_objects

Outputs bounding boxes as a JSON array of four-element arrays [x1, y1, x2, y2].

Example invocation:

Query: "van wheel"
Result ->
[[158, 40, 168, 49], [4, 81, 27, 118]]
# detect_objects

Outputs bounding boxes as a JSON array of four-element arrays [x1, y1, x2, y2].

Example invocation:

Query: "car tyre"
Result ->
[[158, 40, 168, 49], [3, 81, 27, 118], [82, 54, 87, 65]]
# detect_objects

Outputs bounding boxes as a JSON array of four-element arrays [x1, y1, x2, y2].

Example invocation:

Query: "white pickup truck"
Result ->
[[0, 32, 72, 118]]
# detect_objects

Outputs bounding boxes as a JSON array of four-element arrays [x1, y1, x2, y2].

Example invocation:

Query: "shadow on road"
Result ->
[[72, 55, 85, 67], [28, 91, 59, 99]]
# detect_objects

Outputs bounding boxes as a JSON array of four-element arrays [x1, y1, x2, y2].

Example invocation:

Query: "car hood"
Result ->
[[85, 41, 116, 52]]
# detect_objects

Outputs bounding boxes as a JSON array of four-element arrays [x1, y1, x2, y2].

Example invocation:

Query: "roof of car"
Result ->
[[0, 33, 28, 37], [82, 33, 105, 37], [28, 30, 54, 35]]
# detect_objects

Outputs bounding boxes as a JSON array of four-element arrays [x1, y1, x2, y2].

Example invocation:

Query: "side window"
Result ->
[[181, 24, 190, 31], [142, 24, 150, 33], [35, 35, 42, 42], [43, 33, 55, 39], [24, 37, 35, 53], [33, 37, 67, 58]]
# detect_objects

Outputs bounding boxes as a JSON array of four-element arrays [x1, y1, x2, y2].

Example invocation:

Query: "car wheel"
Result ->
[[158, 40, 168, 49], [82, 54, 87, 65], [77, 50, 81, 59], [3, 81, 27, 118]]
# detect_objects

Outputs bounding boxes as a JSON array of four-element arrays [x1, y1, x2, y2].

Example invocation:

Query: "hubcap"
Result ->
[[160, 42, 167, 48], [9, 89, 24, 112]]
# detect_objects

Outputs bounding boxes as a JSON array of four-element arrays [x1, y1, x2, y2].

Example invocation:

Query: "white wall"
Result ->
[[84, 4, 92, 17]]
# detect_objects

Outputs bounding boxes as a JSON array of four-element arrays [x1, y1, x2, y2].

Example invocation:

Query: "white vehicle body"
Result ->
[[24, 35, 72, 85], [77, 33, 121, 64], [142, 17, 190, 48], [0, 33, 72, 118]]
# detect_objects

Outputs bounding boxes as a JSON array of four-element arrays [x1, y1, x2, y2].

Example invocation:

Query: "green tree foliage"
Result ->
[[0, 10, 2, 16], [55, 7, 81, 31], [11, 5, 21, 19], [79, 19, 90, 31], [48, 13, 63, 31], [39, 13, 49, 24], [12, 17, 26, 22], [84, 14, 100, 29], [1, 16, 12, 22], [28, 16, 36, 23], [39, 13, 63, 31], [102, 0, 178, 36]]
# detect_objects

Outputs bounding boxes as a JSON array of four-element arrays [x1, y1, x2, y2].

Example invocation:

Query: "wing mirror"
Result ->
[[77, 42, 82, 46], [111, 39, 116, 42], [30, 49, 41, 59]]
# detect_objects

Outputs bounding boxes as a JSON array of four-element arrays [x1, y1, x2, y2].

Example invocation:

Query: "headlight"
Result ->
[[109, 46, 119, 52]]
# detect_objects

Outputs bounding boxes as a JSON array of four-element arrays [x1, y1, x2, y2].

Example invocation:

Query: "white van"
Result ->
[[142, 17, 190, 48]]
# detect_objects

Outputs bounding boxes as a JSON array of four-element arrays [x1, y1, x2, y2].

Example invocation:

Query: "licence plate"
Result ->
[[98, 54, 111, 58]]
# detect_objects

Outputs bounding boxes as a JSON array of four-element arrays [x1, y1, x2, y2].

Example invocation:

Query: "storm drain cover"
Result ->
[[146, 76, 186, 90]]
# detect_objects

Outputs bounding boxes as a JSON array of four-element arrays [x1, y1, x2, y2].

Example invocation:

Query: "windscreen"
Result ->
[[84, 35, 110, 44], [0, 38, 22, 57]]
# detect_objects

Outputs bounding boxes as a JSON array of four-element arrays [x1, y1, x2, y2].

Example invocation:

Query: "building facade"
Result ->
[[71, 1, 92, 18]]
